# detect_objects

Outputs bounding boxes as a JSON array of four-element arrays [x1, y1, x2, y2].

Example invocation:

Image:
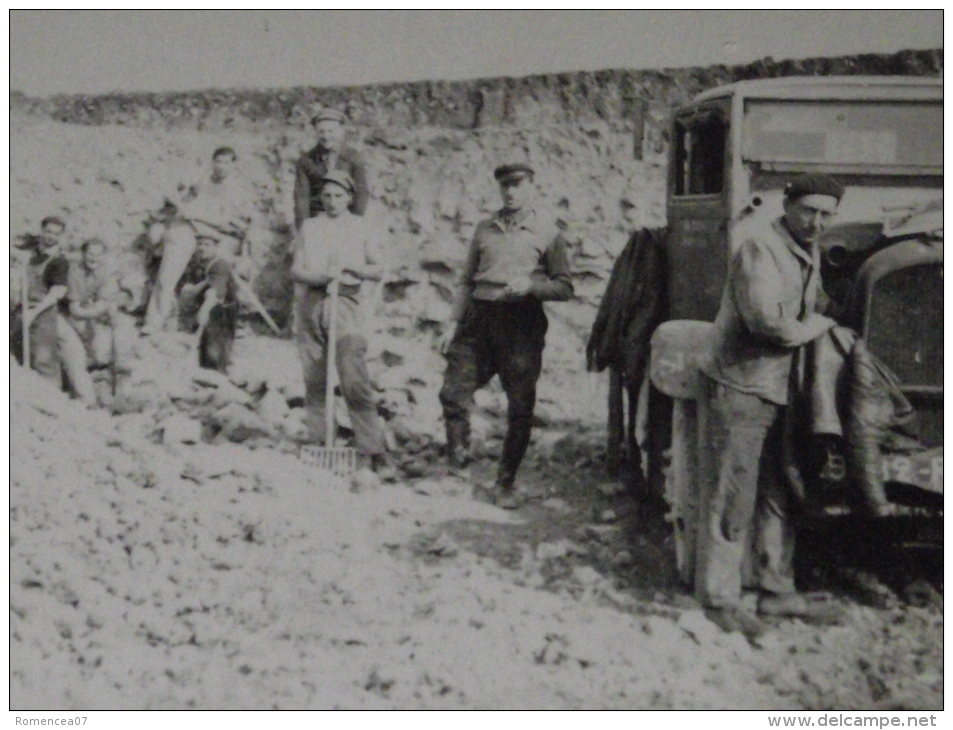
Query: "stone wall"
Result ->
[[11, 48, 943, 133]]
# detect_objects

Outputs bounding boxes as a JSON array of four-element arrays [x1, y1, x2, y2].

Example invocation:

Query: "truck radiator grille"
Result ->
[[865, 263, 943, 447]]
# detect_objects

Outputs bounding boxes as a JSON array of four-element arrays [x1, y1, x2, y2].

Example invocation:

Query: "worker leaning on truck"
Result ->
[[699, 173, 847, 635]]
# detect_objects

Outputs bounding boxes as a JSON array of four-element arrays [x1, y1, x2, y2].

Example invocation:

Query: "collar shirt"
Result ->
[[461, 208, 573, 303], [68, 261, 119, 311], [181, 175, 254, 243], [293, 145, 369, 227], [701, 217, 835, 405], [297, 212, 382, 291]]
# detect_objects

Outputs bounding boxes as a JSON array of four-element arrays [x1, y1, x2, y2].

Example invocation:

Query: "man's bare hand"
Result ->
[[437, 322, 458, 354], [503, 276, 533, 298]]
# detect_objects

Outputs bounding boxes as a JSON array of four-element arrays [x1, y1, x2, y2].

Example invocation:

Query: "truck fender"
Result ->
[[649, 320, 713, 400], [648, 320, 713, 586]]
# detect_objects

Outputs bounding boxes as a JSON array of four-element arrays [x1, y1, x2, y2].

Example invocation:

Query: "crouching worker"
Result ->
[[68, 238, 136, 380], [178, 235, 239, 374], [291, 170, 392, 478], [17, 217, 96, 405]]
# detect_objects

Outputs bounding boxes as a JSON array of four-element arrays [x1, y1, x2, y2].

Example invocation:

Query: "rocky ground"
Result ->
[[9, 326, 943, 710]]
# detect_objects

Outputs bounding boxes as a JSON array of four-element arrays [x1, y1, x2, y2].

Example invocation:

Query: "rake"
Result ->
[[300, 278, 357, 477]]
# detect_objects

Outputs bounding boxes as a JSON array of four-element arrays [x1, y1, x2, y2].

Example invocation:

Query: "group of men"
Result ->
[[15, 101, 855, 631], [13, 217, 134, 405], [291, 108, 573, 498], [14, 145, 254, 404]]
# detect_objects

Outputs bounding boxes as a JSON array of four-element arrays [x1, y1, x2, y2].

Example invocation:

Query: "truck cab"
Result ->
[[649, 76, 942, 587]]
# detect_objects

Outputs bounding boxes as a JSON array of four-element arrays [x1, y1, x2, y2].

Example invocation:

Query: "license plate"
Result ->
[[881, 449, 943, 494]]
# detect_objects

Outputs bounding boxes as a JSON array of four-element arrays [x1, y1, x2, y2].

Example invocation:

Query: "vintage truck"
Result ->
[[646, 76, 942, 588]]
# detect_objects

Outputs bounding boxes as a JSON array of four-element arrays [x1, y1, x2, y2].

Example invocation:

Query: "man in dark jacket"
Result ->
[[16, 217, 96, 404], [438, 163, 573, 508], [178, 235, 239, 374], [293, 108, 369, 228]]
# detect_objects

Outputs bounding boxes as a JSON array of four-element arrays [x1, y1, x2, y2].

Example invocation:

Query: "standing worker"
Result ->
[[438, 163, 574, 508], [699, 173, 847, 635], [291, 170, 391, 477], [293, 107, 369, 229]]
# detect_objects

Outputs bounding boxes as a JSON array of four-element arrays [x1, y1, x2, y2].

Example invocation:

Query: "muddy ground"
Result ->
[[9, 326, 943, 711]]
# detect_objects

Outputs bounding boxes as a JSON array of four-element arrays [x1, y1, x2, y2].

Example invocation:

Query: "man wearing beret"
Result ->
[[293, 107, 369, 229], [699, 173, 846, 634], [439, 163, 573, 508]]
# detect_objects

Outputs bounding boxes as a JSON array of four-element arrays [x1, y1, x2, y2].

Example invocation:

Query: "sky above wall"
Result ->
[[10, 9, 944, 96]]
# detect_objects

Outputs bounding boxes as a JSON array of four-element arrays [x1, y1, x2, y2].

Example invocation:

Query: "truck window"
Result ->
[[742, 101, 942, 173], [673, 110, 727, 196]]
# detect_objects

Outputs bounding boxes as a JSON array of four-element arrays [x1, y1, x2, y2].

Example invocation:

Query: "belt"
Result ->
[[305, 282, 362, 298]]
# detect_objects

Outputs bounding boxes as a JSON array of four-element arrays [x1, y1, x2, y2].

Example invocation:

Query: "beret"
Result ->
[[494, 163, 535, 183], [784, 173, 845, 202], [322, 169, 355, 194], [310, 107, 347, 126]]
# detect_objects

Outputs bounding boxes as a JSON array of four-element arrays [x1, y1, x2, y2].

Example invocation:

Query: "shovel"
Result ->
[[20, 261, 30, 368], [300, 277, 357, 477]]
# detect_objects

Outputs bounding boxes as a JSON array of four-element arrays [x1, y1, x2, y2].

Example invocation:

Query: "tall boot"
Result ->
[[496, 420, 532, 490], [445, 418, 471, 469]]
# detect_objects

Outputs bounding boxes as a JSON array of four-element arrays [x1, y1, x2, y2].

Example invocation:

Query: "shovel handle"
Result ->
[[21, 262, 30, 368], [325, 278, 339, 449]]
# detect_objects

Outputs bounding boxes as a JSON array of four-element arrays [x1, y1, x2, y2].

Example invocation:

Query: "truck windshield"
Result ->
[[742, 101, 942, 172]]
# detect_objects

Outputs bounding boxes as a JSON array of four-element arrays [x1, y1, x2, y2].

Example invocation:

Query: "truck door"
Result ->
[[667, 101, 732, 322]]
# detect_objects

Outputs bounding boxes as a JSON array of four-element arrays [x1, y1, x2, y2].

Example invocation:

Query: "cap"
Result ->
[[322, 169, 354, 194], [81, 237, 107, 252], [310, 107, 347, 126], [14, 234, 40, 250], [494, 163, 535, 184], [784, 173, 845, 203]]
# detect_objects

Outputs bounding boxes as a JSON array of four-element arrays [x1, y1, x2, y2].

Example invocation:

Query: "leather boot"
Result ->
[[496, 420, 532, 490]]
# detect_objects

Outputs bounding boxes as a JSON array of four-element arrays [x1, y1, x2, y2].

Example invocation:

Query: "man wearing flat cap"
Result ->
[[438, 163, 573, 508], [293, 107, 369, 229], [291, 169, 391, 477], [698, 172, 846, 634]]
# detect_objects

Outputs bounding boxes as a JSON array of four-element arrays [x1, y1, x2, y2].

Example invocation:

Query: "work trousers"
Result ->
[[699, 380, 797, 607], [295, 287, 385, 456], [439, 299, 547, 477], [74, 314, 136, 370], [199, 302, 238, 374], [29, 310, 96, 405], [144, 223, 197, 332]]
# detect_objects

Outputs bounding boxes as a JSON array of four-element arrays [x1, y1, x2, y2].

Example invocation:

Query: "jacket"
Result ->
[[293, 145, 369, 227], [586, 227, 668, 386], [702, 217, 836, 406]]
